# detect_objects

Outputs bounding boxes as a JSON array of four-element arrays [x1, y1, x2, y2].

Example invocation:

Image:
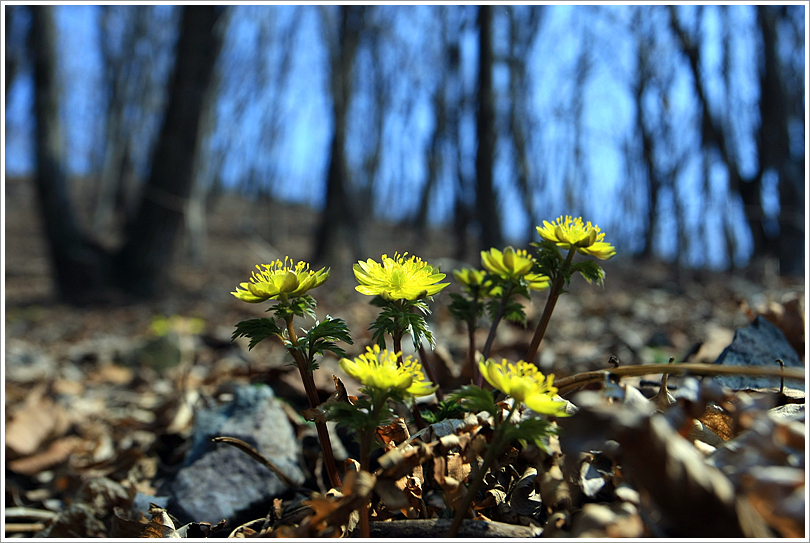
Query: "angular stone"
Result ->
[[163, 384, 304, 524], [712, 316, 804, 391]]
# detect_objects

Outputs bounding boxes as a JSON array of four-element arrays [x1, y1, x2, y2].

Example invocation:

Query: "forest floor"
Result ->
[[4, 181, 806, 538]]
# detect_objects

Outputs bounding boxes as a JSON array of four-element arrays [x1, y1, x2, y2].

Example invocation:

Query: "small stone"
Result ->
[[163, 384, 304, 525], [712, 316, 804, 391]]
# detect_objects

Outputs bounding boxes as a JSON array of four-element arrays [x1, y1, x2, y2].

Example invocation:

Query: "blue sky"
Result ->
[[4, 4, 803, 269]]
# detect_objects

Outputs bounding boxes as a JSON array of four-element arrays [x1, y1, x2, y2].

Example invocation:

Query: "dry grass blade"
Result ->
[[211, 436, 300, 489], [555, 363, 805, 395]]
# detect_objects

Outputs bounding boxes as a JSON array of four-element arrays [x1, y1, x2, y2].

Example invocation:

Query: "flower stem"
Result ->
[[285, 318, 342, 489], [357, 393, 386, 539], [525, 249, 576, 366], [418, 344, 443, 402], [476, 286, 513, 387], [468, 298, 479, 385], [445, 402, 518, 537]]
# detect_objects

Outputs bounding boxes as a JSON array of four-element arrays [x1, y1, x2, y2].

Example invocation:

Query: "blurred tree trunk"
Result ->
[[507, 6, 544, 242], [92, 6, 145, 232], [31, 5, 111, 303], [312, 6, 364, 266], [630, 13, 658, 258], [756, 6, 804, 276], [415, 6, 451, 237], [669, 5, 804, 275], [5, 5, 20, 97], [114, 5, 224, 295], [475, 5, 502, 252]]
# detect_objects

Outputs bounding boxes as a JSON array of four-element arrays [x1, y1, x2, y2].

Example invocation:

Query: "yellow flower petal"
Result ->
[[353, 253, 449, 301], [536, 216, 615, 260], [341, 345, 437, 397], [232, 258, 329, 303], [479, 358, 567, 416]]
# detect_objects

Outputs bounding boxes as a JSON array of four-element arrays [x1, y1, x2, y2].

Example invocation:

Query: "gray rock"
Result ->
[[164, 384, 304, 524], [712, 316, 804, 391]]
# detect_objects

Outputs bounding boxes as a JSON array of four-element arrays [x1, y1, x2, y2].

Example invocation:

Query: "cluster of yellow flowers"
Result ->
[[231, 215, 612, 415], [230, 215, 615, 538]]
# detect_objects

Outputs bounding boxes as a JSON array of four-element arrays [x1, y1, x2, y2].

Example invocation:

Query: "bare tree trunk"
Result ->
[[756, 6, 805, 276], [114, 5, 224, 296], [630, 11, 658, 258], [92, 6, 144, 232], [5, 5, 20, 97], [669, 7, 769, 257], [312, 6, 364, 267], [475, 5, 501, 252], [416, 72, 446, 236], [31, 5, 111, 303], [507, 6, 544, 242]]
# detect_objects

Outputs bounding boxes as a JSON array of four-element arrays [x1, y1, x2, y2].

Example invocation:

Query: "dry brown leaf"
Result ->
[[8, 435, 82, 476], [139, 504, 179, 538], [375, 417, 410, 446], [109, 508, 149, 538], [740, 467, 805, 538], [508, 466, 542, 519], [87, 364, 134, 385], [375, 478, 412, 510], [538, 462, 572, 513], [433, 454, 468, 511], [697, 403, 735, 441], [475, 487, 506, 510], [300, 375, 355, 423], [570, 502, 645, 538], [562, 391, 772, 537], [5, 385, 69, 457]]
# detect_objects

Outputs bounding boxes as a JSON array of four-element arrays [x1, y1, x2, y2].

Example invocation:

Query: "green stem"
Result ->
[[446, 402, 518, 537], [285, 317, 342, 490], [468, 297, 479, 385], [358, 393, 387, 539], [476, 285, 513, 387], [418, 344, 443, 402], [392, 333, 403, 366], [525, 249, 576, 366]]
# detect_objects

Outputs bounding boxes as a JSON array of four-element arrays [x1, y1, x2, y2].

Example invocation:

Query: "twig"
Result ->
[[554, 362, 804, 396], [212, 436, 301, 490], [4, 523, 46, 533]]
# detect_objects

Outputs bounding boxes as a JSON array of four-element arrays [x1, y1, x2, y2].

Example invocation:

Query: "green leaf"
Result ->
[[447, 384, 499, 417], [303, 316, 353, 361], [326, 397, 397, 442], [531, 240, 563, 278], [367, 300, 436, 351], [502, 298, 528, 327], [571, 260, 605, 285], [421, 399, 468, 424], [448, 292, 484, 325], [274, 295, 318, 322], [232, 318, 282, 350], [502, 417, 559, 451]]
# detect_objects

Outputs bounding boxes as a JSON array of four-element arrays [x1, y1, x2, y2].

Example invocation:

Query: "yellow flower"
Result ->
[[340, 345, 438, 397], [453, 268, 487, 289], [478, 358, 567, 416], [480, 247, 550, 290], [232, 257, 329, 303], [536, 216, 616, 260], [354, 252, 449, 301]]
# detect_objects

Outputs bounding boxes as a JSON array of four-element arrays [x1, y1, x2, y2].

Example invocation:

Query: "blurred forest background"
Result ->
[[3, 4, 806, 304]]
